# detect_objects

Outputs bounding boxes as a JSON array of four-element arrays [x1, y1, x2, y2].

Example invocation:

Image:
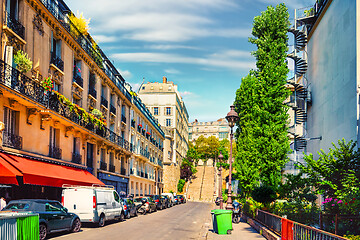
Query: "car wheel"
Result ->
[[119, 212, 125, 222], [154, 207, 157, 212], [71, 218, 81, 232], [134, 210, 138, 217], [98, 214, 105, 227], [39, 224, 47, 240]]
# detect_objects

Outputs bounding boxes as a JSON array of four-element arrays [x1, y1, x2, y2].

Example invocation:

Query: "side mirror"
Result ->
[[63, 208, 68, 213]]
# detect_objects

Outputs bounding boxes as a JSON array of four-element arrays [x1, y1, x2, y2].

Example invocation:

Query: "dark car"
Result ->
[[176, 195, 185, 204], [173, 196, 179, 205], [149, 195, 166, 210], [3, 199, 81, 240], [161, 195, 172, 208], [140, 197, 157, 213], [121, 198, 137, 218]]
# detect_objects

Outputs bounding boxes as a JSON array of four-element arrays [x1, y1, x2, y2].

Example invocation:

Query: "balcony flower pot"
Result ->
[[14, 50, 33, 73]]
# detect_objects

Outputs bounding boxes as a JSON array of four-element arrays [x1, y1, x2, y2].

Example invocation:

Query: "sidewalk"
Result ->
[[200, 205, 265, 240]]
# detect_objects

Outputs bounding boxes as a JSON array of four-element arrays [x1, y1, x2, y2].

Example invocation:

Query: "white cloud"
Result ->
[[147, 44, 201, 51], [180, 91, 193, 97], [92, 35, 117, 43], [118, 69, 132, 79], [164, 68, 181, 74], [111, 52, 255, 70], [254, 0, 314, 9]]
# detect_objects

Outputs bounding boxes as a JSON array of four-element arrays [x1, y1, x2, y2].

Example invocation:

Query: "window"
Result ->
[[3, 107, 19, 136], [165, 107, 171, 116], [100, 148, 106, 162], [73, 137, 80, 155], [153, 107, 159, 115], [73, 59, 81, 77], [51, 34, 62, 59], [219, 132, 228, 140], [49, 126, 60, 149], [45, 202, 63, 212], [6, 0, 19, 20], [113, 191, 120, 202]]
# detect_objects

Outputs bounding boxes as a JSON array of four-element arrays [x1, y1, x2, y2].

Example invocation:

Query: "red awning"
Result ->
[[0, 157, 22, 185], [0, 152, 104, 187]]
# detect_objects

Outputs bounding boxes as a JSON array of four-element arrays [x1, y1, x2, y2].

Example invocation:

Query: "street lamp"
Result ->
[[225, 105, 239, 210], [218, 153, 224, 209]]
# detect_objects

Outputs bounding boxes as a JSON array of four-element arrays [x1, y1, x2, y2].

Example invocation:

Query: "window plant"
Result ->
[[41, 77, 53, 91], [14, 50, 33, 73]]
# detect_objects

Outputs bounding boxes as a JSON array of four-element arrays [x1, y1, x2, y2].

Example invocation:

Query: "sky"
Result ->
[[65, 0, 313, 122]]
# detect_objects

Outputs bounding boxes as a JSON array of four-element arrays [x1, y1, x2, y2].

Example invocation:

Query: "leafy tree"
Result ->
[[299, 139, 360, 199], [194, 135, 220, 161], [251, 185, 276, 204], [180, 157, 197, 181], [234, 3, 291, 188], [278, 173, 317, 203]]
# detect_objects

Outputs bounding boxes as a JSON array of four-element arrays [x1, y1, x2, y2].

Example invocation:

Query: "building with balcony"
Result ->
[[138, 77, 189, 192], [188, 118, 230, 142], [285, 0, 354, 174], [0, 0, 164, 200]]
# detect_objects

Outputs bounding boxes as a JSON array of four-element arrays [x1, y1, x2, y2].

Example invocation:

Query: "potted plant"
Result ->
[[41, 77, 53, 91], [91, 108, 103, 119], [13, 50, 33, 73]]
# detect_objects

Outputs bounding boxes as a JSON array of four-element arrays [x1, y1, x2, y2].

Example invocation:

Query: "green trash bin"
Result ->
[[213, 209, 232, 235], [211, 209, 221, 234]]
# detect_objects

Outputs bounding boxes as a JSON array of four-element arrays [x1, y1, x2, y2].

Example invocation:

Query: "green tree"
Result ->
[[234, 3, 291, 188], [299, 139, 360, 199]]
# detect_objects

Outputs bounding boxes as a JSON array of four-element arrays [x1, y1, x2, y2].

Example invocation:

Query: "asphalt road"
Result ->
[[50, 202, 213, 240]]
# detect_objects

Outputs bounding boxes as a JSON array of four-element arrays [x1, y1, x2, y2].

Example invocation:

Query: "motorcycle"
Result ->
[[137, 199, 148, 215], [232, 201, 241, 223]]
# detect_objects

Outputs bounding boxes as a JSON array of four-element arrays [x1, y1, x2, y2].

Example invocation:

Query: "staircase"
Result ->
[[187, 165, 215, 202]]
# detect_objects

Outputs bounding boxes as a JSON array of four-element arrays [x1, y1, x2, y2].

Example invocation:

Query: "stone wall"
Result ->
[[163, 164, 180, 193]]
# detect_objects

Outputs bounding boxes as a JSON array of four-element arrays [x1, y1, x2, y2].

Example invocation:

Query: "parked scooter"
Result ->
[[232, 201, 241, 223], [137, 199, 148, 215]]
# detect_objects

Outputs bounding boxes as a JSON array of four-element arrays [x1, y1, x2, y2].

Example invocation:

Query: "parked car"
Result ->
[[135, 197, 157, 213], [3, 199, 81, 240], [173, 195, 179, 205], [61, 185, 125, 227], [121, 198, 137, 218], [133, 197, 146, 214], [176, 195, 185, 203], [161, 195, 172, 208], [161, 193, 175, 206], [149, 195, 166, 210]]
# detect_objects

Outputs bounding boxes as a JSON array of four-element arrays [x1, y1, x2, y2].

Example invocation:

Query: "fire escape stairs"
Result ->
[[287, 76, 308, 99], [287, 53, 308, 76], [288, 27, 307, 51]]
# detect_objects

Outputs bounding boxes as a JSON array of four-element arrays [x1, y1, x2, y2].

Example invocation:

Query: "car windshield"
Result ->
[[134, 198, 142, 202], [5, 203, 30, 210]]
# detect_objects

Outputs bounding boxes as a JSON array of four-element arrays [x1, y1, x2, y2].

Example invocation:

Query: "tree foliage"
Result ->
[[234, 3, 291, 189], [299, 139, 360, 199]]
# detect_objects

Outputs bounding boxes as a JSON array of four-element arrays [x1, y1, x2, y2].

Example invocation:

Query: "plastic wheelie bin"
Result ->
[[211, 209, 233, 235]]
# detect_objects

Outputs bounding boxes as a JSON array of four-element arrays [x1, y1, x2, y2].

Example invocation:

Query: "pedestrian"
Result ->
[[0, 197, 6, 210]]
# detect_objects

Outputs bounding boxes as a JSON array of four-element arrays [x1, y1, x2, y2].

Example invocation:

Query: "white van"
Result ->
[[61, 184, 124, 227]]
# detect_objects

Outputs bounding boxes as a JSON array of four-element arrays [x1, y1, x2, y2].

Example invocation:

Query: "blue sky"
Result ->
[[66, 0, 313, 122]]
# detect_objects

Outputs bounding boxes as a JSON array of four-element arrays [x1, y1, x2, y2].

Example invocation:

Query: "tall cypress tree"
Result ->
[[234, 3, 290, 188]]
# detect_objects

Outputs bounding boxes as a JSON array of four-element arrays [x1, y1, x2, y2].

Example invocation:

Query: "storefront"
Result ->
[[98, 172, 129, 196], [0, 151, 104, 201]]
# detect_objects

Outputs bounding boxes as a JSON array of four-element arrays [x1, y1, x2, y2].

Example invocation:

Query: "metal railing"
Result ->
[[109, 164, 115, 173], [88, 87, 97, 99], [100, 161, 107, 171], [256, 209, 282, 235], [73, 73, 83, 88], [50, 51, 64, 71], [72, 152, 82, 164], [2, 131, 22, 150], [120, 168, 126, 176], [49, 146, 62, 159], [101, 96, 108, 108], [4, 11, 25, 39]]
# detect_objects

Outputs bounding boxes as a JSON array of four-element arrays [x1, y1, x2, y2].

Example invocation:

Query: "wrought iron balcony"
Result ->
[[73, 73, 83, 88], [120, 168, 126, 176], [5, 11, 25, 40], [110, 104, 116, 115], [49, 146, 62, 159], [50, 51, 64, 71], [3, 131, 22, 150], [88, 87, 97, 99], [100, 161, 107, 171], [109, 163, 115, 173], [72, 152, 82, 164], [131, 120, 136, 128], [121, 114, 126, 123], [101, 96, 108, 108], [141, 172, 144, 178]]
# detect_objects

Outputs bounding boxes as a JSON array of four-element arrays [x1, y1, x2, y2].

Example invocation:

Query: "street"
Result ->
[[50, 202, 212, 240]]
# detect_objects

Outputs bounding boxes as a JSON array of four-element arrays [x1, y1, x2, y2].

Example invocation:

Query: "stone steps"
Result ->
[[187, 165, 215, 202]]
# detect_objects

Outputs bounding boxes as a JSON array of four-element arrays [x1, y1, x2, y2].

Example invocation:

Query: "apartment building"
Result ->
[[286, 0, 356, 173], [138, 77, 189, 192], [0, 0, 164, 200], [188, 118, 230, 142]]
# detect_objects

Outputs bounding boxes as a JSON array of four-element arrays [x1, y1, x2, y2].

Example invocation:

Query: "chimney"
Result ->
[[163, 76, 167, 83]]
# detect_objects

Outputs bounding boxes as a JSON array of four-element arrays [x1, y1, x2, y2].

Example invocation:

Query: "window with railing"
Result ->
[[73, 60, 83, 87], [3, 107, 22, 149], [5, 0, 25, 40], [49, 127, 61, 159], [88, 72, 96, 98]]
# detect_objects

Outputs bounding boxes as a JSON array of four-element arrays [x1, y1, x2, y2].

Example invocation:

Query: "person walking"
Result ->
[[0, 197, 6, 210]]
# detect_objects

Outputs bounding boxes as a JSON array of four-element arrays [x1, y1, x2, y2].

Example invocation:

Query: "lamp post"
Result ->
[[218, 153, 224, 209], [225, 105, 239, 210]]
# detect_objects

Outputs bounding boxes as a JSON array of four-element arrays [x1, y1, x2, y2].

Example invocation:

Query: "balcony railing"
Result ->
[[49, 146, 62, 159], [2, 131, 22, 150], [0, 60, 142, 159], [130, 169, 134, 175], [5, 11, 25, 40], [72, 152, 82, 164], [109, 163, 115, 173], [50, 51, 64, 71], [141, 172, 144, 178], [121, 114, 126, 123], [100, 161, 107, 171], [145, 173, 148, 179], [120, 168, 126, 176], [101, 96, 108, 108], [131, 120, 135, 128], [73, 73, 83, 88], [88, 87, 97, 99], [110, 104, 116, 115]]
